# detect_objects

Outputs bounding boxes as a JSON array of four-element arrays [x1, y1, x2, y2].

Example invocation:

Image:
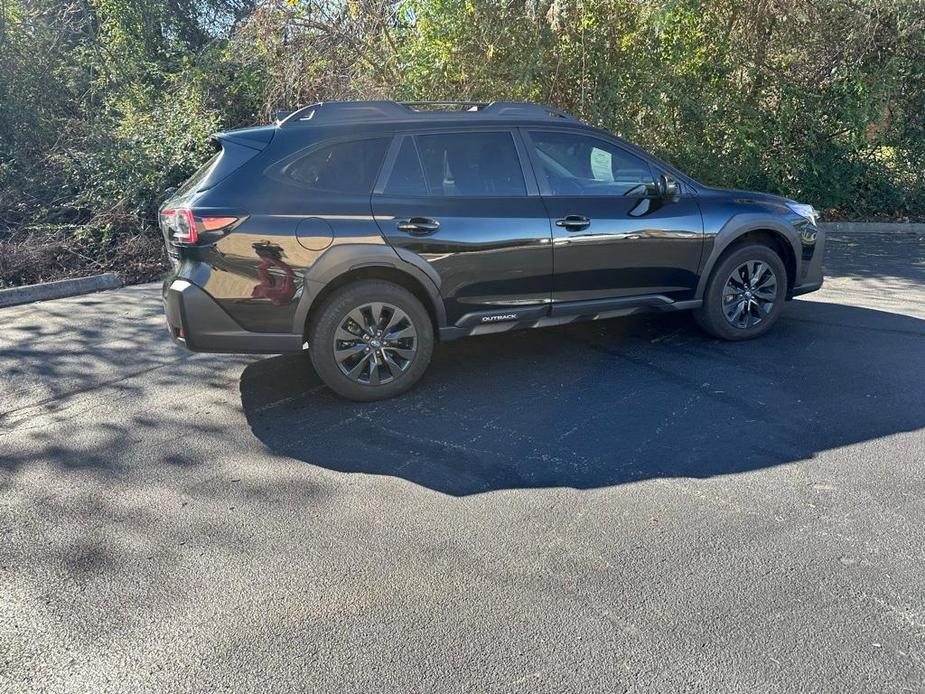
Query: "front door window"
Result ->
[[529, 130, 657, 197]]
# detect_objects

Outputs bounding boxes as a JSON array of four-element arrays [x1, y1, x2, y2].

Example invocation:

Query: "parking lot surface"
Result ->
[[2, 231, 924, 693]]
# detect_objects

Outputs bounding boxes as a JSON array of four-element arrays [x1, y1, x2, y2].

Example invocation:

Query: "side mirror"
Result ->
[[163, 185, 178, 200], [659, 174, 680, 198]]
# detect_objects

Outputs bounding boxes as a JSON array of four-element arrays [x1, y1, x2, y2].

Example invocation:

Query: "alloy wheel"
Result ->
[[333, 302, 418, 385], [722, 260, 778, 329]]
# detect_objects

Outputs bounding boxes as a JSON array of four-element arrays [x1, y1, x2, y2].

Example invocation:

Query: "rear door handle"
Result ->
[[396, 216, 440, 235], [555, 214, 591, 231]]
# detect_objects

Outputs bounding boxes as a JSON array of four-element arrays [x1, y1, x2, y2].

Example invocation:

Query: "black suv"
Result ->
[[161, 100, 823, 400]]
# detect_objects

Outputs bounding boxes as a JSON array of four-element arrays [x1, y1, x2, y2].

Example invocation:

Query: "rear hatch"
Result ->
[[159, 126, 275, 254]]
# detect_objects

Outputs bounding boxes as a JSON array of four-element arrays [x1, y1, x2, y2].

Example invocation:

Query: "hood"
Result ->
[[700, 185, 797, 206]]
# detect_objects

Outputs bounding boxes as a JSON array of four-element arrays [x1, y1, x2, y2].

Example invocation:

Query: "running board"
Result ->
[[440, 295, 701, 341]]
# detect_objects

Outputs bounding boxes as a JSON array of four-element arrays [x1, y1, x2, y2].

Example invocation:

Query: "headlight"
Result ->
[[786, 202, 818, 225]]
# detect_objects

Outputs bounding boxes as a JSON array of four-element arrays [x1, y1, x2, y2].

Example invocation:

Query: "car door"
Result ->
[[523, 128, 703, 305], [371, 129, 552, 327]]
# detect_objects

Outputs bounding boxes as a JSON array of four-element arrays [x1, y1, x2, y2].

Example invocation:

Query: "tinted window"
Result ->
[[402, 132, 526, 197], [284, 137, 389, 194], [529, 131, 655, 196], [175, 152, 220, 197], [383, 137, 429, 196]]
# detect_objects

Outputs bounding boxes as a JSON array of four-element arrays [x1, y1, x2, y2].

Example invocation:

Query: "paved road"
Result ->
[[2, 232, 924, 693]]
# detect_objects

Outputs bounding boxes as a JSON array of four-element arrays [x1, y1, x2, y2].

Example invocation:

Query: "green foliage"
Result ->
[[391, 0, 925, 218], [0, 0, 247, 241], [1, 0, 924, 260]]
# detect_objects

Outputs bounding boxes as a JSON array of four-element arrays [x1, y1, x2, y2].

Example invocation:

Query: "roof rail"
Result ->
[[402, 101, 488, 111], [277, 100, 577, 127], [480, 101, 576, 120], [278, 101, 411, 126], [403, 101, 576, 120]]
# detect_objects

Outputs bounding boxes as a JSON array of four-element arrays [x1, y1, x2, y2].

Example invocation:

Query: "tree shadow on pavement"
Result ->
[[0, 285, 192, 421], [1, 359, 323, 672], [241, 299, 925, 496]]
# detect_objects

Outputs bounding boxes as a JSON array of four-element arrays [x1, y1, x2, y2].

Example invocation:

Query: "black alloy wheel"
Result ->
[[333, 302, 418, 385], [694, 243, 787, 341], [309, 280, 434, 401]]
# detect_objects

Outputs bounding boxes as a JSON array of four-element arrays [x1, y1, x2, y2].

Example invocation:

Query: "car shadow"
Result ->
[[240, 300, 925, 496]]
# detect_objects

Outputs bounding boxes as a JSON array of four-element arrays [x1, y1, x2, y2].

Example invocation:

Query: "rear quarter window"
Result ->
[[279, 137, 390, 194]]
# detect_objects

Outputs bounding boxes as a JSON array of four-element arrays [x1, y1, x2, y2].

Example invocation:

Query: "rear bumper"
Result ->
[[163, 279, 303, 354]]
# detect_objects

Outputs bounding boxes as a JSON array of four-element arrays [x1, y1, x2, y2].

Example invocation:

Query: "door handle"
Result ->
[[396, 216, 440, 235], [555, 214, 591, 231]]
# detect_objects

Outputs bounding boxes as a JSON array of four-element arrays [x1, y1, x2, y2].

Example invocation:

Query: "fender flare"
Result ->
[[290, 243, 446, 334], [695, 214, 801, 299]]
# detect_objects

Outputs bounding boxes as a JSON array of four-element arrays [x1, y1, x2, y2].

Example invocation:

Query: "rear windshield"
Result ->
[[175, 152, 221, 198]]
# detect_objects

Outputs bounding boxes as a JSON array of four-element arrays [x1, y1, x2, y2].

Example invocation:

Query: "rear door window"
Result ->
[[383, 131, 526, 197], [283, 137, 390, 194]]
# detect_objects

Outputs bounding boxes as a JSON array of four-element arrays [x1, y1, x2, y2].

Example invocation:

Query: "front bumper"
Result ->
[[792, 223, 825, 297], [163, 279, 303, 354]]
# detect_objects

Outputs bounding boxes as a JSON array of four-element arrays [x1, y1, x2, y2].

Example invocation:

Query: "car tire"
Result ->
[[694, 243, 788, 341], [308, 280, 434, 401]]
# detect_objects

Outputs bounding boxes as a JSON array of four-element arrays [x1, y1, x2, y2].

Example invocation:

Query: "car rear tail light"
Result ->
[[200, 216, 238, 231], [159, 208, 238, 244], [172, 209, 198, 243]]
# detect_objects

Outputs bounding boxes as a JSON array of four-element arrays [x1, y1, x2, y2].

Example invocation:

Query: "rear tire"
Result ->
[[694, 243, 787, 341], [308, 280, 434, 401]]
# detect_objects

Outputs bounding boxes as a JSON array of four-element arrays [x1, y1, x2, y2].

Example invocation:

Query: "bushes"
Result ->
[[0, 0, 923, 285], [382, 0, 925, 219]]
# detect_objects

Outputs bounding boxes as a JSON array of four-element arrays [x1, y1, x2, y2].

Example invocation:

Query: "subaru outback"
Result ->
[[160, 100, 823, 400]]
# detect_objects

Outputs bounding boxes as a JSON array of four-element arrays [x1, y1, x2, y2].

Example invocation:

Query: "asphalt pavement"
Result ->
[[1, 231, 924, 693]]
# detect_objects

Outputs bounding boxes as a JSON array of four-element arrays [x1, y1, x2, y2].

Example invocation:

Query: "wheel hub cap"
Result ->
[[722, 260, 778, 329], [333, 302, 417, 385]]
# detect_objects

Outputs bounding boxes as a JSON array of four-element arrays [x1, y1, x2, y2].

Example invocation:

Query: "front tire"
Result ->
[[694, 243, 787, 341], [308, 280, 434, 401]]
